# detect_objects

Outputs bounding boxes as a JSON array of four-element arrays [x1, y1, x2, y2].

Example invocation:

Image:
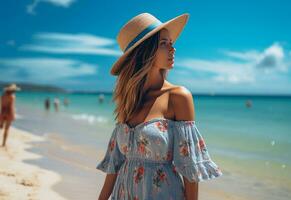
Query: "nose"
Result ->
[[169, 42, 176, 54], [170, 45, 175, 54]]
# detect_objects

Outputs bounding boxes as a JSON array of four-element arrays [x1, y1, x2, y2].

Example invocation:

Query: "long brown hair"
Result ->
[[112, 30, 168, 123]]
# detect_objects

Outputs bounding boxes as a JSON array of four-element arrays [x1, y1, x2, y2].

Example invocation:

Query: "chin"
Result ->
[[168, 63, 174, 68]]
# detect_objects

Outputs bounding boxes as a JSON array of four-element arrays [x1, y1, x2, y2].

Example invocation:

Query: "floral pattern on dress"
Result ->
[[121, 144, 128, 154], [155, 120, 168, 132], [109, 138, 115, 152], [185, 121, 195, 126], [198, 139, 206, 150], [124, 126, 130, 134], [172, 165, 178, 176], [134, 165, 145, 184], [197, 138, 210, 160], [155, 152, 161, 160], [152, 167, 169, 193], [137, 135, 151, 157], [179, 140, 191, 157], [161, 150, 172, 161]]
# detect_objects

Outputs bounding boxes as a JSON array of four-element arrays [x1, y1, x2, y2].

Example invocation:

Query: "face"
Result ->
[[153, 28, 175, 70]]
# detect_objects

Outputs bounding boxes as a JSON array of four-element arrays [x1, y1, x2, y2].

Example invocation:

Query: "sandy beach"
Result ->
[[0, 127, 65, 200]]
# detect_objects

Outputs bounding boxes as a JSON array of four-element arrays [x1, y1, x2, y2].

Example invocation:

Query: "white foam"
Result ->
[[71, 113, 108, 125], [15, 113, 23, 119]]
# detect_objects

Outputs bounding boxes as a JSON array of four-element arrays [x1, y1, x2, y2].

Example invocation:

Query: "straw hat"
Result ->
[[110, 12, 190, 76], [4, 84, 21, 92]]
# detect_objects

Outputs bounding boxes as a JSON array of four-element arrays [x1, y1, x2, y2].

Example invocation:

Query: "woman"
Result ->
[[0, 83, 20, 147], [96, 13, 223, 200]]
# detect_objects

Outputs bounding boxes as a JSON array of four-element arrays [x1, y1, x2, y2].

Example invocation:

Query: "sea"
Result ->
[[11, 91, 291, 200]]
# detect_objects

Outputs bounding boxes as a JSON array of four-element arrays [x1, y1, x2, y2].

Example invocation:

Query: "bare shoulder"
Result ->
[[169, 85, 195, 121], [169, 85, 193, 107]]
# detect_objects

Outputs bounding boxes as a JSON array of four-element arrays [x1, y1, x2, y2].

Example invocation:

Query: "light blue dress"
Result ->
[[96, 118, 223, 200]]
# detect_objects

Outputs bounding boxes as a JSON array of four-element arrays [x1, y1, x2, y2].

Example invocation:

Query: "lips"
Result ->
[[169, 57, 174, 65], [168, 55, 174, 61]]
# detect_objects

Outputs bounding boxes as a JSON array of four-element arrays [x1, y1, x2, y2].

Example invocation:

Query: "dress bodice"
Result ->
[[115, 118, 193, 162], [97, 118, 222, 182]]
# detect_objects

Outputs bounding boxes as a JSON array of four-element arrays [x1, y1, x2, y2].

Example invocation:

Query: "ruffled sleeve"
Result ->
[[172, 121, 223, 182], [96, 125, 126, 174]]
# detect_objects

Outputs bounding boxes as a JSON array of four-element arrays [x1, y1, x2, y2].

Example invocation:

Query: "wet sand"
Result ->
[[0, 127, 65, 200]]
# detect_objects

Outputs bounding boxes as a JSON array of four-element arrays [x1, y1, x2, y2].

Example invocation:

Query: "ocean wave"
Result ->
[[71, 113, 108, 125], [15, 113, 23, 119]]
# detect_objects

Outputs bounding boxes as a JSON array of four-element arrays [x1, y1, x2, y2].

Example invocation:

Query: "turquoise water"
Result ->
[[13, 92, 291, 194]]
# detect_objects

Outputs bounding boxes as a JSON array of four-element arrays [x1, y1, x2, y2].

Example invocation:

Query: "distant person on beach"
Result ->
[[0, 84, 21, 147], [63, 97, 69, 107], [96, 13, 222, 200], [44, 97, 50, 111], [53, 97, 60, 112], [245, 100, 252, 108], [98, 94, 104, 104]]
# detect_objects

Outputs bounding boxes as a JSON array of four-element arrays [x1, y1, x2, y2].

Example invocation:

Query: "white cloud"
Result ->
[[221, 49, 260, 61], [19, 32, 121, 56], [0, 57, 96, 83], [20, 45, 121, 56], [255, 43, 286, 72], [176, 58, 255, 84], [27, 0, 75, 15], [223, 43, 287, 72], [172, 43, 291, 94], [34, 32, 114, 46]]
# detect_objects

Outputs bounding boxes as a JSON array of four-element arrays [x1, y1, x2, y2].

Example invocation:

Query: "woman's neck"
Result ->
[[143, 68, 165, 93]]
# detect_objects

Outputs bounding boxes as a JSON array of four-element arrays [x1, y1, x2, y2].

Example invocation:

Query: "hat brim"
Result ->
[[4, 87, 21, 92], [110, 13, 190, 76]]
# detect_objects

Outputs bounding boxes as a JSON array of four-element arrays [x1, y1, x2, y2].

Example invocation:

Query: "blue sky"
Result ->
[[1, 0, 291, 94]]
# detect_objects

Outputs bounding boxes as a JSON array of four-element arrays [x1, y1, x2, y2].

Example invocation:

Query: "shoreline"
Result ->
[[0, 126, 66, 200]]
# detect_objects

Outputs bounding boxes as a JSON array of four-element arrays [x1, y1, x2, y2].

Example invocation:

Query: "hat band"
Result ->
[[124, 21, 162, 52]]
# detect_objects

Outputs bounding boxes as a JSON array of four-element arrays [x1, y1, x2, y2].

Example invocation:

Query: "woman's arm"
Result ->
[[170, 86, 198, 200], [183, 177, 199, 200], [10, 95, 15, 120], [98, 173, 118, 200]]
